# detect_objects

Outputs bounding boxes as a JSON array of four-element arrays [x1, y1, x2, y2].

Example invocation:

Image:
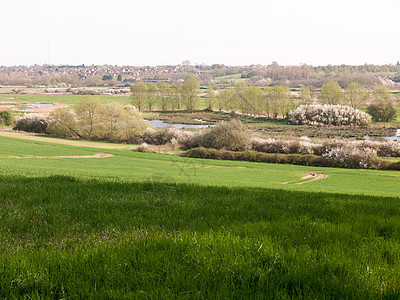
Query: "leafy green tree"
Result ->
[[320, 81, 343, 105], [277, 86, 292, 117], [267, 85, 291, 118], [371, 85, 391, 104], [101, 102, 125, 140], [243, 86, 263, 115], [75, 96, 103, 139], [217, 88, 235, 112], [367, 86, 397, 122], [158, 81, 170, 111], [182, 74, 199, 113], [299, 85, 312, 105], [130, 82, 147, 111], [145, 82, 158, 112], [263, 87, 273, 117], [48, 100, 149, 142], [170, 83, 180, 111], [233, 82, 247, 113], [47, 108, 81, 138], [344, 82, 367, 108], [206, 86, 218, 111], [119, 107, 149, 143]]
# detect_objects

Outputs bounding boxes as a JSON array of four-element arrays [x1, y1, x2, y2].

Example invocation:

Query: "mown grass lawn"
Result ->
[[0, 133, 400, 298]]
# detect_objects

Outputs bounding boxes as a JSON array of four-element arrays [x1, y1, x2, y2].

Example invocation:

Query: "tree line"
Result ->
[[130, 74, 200, 113], [131, 75, 398, 122]]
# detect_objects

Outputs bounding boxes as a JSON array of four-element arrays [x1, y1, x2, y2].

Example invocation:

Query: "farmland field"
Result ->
[[0, 131, 400, 298]]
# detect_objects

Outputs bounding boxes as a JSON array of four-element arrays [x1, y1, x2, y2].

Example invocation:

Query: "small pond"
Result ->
[[32, 103, 54, 108], [364, 129, 400, 141], [147, 120, 214, 129]]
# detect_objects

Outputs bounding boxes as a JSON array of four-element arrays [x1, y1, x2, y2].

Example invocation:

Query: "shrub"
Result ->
[[355, 140, 400, 157], [13, 114, 48, 133], [194, 119, 250, 151], [0, 110, 15, 126], [288, 104, 372, 126], [251, 137, 320, 155], [76, 89, 99, 95], [135, 143, 150, 152], [139, 127, 195, 146], [322, 145, 378, 169], [47, 109, 79, 138], [139, 120, 250, 151], [367, 104, 397, 122]]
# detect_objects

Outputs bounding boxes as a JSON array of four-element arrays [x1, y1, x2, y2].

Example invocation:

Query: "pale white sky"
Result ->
[[0, 0, 399, 66]]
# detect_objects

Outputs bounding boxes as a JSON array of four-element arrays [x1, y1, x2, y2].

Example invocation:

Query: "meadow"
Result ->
[[0, 93, 211, 111], [0, 132, 400, 298]]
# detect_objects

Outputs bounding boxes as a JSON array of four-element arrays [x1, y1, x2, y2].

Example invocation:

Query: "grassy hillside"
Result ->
[[0, 132, 400, 298], [0, 133, 399, 197]]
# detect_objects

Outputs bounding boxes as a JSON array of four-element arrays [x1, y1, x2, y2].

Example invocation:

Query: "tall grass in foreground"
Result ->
[[1, 175, 400, 298]]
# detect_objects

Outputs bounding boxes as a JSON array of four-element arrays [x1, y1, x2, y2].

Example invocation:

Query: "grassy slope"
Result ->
[[1, 133, 400, 298], [0, 131, 131, 149], [2, 175, 400, 298], [0, 133, 399, 197], [0, 135, 100, 157]]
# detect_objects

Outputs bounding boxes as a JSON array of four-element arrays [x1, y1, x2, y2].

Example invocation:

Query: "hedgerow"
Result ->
[[183, 147, 400, 170]]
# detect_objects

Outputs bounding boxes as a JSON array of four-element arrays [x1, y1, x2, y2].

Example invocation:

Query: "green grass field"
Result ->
[[0, 93, 211, 111], [214, 74, 243, 81], [1, 132, 400, 298], [0, 94, 132, 106]]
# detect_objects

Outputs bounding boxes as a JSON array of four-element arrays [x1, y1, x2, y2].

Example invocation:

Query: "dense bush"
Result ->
[[0, 110, 15, 126], [251, 136, 319, 155], [288, 104, 372, 126], [139, 127, 195, 145], [322, 145, 378, 169], [367, 104, 397, 122], [13, 114, 48, 133], [179, 119, 250, 151], [76, 89, 99, 95], [347, 140, 400, 158]]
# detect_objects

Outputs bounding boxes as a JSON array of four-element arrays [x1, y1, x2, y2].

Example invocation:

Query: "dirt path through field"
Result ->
[[281, 171, 327, 185], [3, 153, 114, 159]]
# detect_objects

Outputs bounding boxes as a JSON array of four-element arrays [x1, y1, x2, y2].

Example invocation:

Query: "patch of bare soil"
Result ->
[[281, 171, 327, 185], [0, 101, 16, 111]]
